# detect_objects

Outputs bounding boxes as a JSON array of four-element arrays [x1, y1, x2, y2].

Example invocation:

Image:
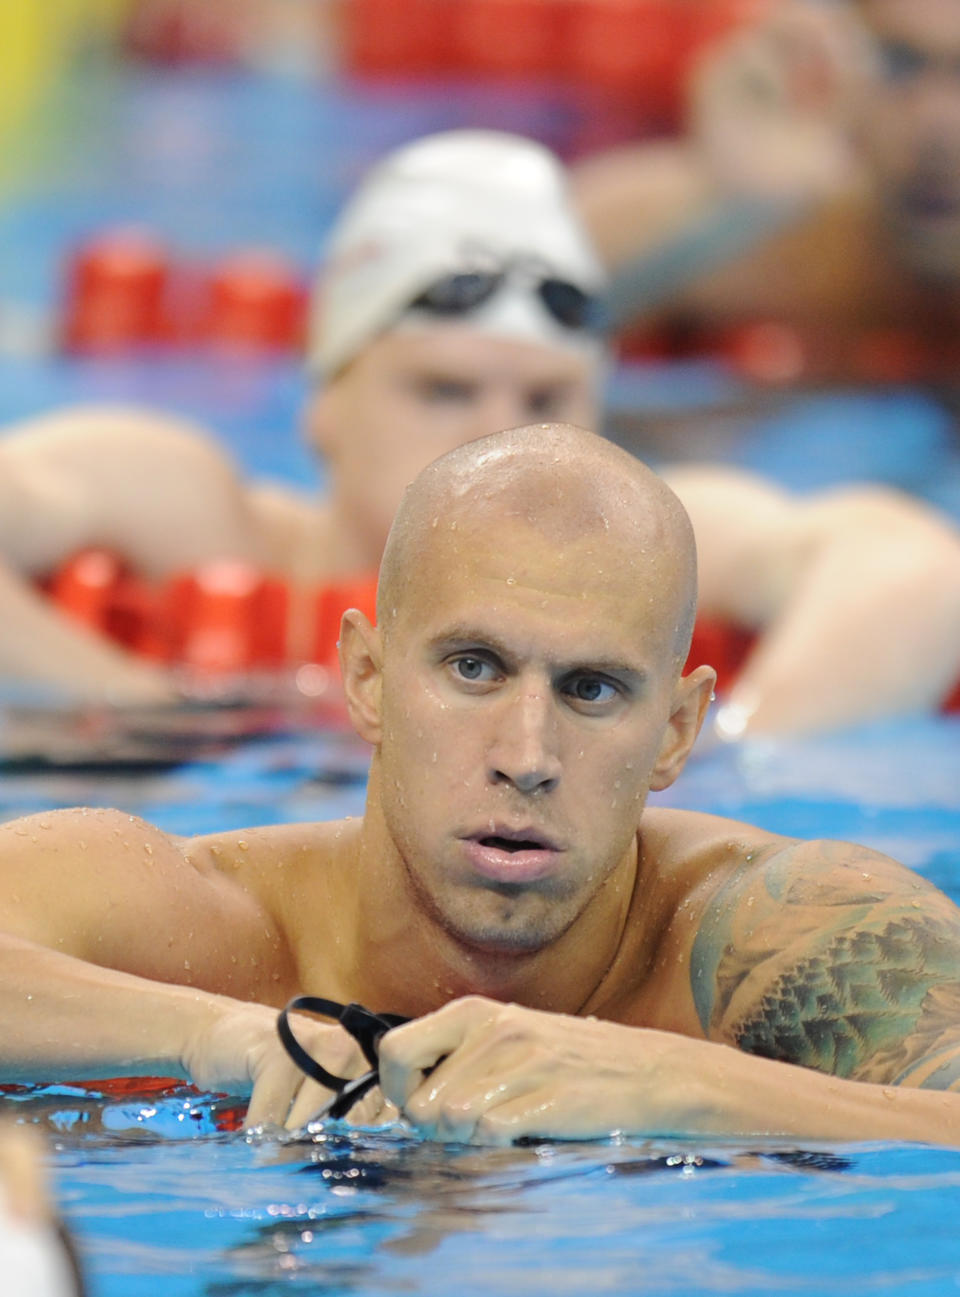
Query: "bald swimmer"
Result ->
[[1, 424, 959, 1145]]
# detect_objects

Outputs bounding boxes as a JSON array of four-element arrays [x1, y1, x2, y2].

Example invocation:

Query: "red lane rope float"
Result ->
[[42, 552, 960, 712], [61, 228, 176, 353], [43, 550, 379, 675]]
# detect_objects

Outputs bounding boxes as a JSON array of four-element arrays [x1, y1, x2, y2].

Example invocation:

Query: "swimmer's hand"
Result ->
[[689, 0, 872, 200], [377, 996, 713, 1145], [180, 1000, 399, 1131], [378, 996, 960, 1148]]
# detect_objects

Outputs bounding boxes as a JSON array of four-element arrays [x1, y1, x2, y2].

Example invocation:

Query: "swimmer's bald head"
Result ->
[[377, 423, 699, 670]]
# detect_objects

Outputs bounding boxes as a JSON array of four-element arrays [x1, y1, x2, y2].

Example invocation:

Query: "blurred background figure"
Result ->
[[573, 0, 960, 378], [0, 1124, 86, 1297]]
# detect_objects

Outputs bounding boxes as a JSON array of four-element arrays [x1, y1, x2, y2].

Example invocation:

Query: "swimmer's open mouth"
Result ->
[[467, 826, 559, 854], [480, 835, 548, 854], [463, 827, 562, 882]]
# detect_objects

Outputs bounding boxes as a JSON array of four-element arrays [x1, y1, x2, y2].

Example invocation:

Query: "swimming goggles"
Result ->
[[277, 995, 410, 1121], [407, 260, 596, 331]]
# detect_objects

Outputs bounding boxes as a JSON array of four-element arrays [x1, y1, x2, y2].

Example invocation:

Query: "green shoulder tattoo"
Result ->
[[690, 842, 960, 1087]]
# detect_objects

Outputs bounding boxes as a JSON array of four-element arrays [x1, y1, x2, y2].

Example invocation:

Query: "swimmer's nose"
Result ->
[[488, 686, 561, 795]]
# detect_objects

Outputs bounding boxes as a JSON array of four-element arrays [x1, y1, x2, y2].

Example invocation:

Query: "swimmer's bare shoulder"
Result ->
[[186, 816, 359, 943], [646, 809, 960, 1090], [0, 807, 299, 1003]]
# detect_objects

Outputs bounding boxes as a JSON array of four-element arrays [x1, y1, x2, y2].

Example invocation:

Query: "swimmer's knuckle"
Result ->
[[487, 1005, 535, 1045], [377, 1032, 399, 1064], [438, 1094, 472, 1123], [454, 994, 493, 1015], [403, 1090, 431, 1122], [473, 1111, 512, 1144], [489, 1019, 528, 1049]]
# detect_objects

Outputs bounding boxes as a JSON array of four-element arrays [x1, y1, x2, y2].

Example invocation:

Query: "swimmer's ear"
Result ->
[[339, 609, 384, 744], [649, 665, 716, 791]]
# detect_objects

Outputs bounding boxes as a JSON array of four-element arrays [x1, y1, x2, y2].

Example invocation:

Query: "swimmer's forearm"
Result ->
[[0, 934, 232, 1084], [379, 1002, 960, 1147], [716, 497, 960, 735], [685, 1040, 960, 1146], [0, 560, 176, 705]]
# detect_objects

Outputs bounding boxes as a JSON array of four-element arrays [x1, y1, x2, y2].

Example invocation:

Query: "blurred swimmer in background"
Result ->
[[0, 128, 958, 735], [573, 0, 960, 358]]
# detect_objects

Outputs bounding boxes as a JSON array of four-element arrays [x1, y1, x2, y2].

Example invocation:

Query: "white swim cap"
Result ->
[[308, 130, 606, 379]]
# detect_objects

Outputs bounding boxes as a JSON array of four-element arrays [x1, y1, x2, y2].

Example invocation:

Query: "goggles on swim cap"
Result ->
[[407, 261, 596, 332], [308, 130, 607, 379]]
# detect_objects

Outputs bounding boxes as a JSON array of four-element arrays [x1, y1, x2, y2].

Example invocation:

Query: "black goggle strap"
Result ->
[[277, 995, 411, 1119]]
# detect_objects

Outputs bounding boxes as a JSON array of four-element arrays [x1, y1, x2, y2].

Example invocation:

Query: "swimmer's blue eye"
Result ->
[[452, 655, 496, 682], [565, 674, 619, 705]]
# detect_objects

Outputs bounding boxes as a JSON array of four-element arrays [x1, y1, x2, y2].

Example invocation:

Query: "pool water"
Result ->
[[35, 1121, 960, 1295], [3, 714, 958, 1296]]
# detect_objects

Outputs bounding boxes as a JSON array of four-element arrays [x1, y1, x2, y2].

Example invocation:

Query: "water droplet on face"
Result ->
[[506, 577, 516, 586]]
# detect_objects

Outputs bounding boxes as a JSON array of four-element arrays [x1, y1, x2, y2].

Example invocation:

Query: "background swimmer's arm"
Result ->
[[720, 486, 960, 734], [571, 0, 868, 319], [692, 837, 960, 1092], [666, 469, 960, 734], [0, 557, 176, 704], [0, 405, 291, 700], [0, 406, 269, 579]]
